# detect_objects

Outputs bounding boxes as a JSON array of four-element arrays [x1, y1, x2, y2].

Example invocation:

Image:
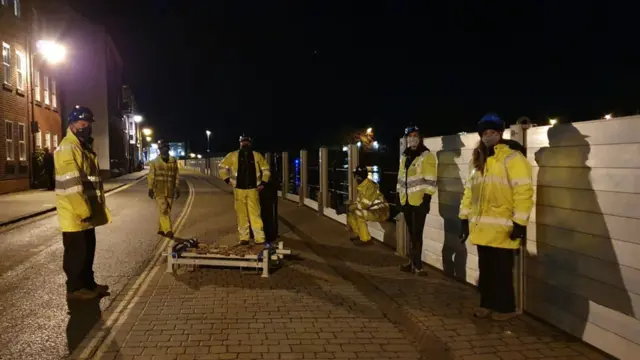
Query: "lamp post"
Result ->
[[28, 39, 66, 187], [206, 130, 211, 152], [133, 115, 143, 167], [142, 128, 152, 163]]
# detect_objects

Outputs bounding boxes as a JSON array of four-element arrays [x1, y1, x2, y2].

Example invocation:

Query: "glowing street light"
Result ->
[[133, 115, 143, 123], [142, 128, 152, 136], [189, 153, 196, 158], [604, 113, 612, 120], [197, 154, 203, 159], [549, 118, 558, 126], [146, 136, 152, 142], [356, 141, 362, 147], [373, 141, 379, 150], [205, 130, 211, 152], [366, 127, 373, 135], [36, 40, 66, 64], [342, 146, 348, 152]]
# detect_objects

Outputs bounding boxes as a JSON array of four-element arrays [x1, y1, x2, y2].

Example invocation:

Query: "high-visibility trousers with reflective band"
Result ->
[[347, 207, 389, 242], [156, 196, 174, 233], [233, 188, 265, 243]]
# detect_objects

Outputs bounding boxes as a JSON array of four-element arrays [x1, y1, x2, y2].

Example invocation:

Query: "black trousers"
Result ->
[[62, 229, 98, 293], [403, 202, 430, 270], [477, 245, 516, 313]]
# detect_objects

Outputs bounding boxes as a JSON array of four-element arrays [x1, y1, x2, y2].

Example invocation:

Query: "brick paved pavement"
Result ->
[[78, 174, 612, 360]]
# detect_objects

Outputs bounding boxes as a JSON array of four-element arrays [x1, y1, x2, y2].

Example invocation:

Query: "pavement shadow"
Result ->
[[66, 298, 102, 354], [437, 135, 468, 282], [533, 123, 634, 337]]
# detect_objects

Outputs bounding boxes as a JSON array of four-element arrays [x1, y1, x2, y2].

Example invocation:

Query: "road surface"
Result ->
[[0, 177, 188, 360]]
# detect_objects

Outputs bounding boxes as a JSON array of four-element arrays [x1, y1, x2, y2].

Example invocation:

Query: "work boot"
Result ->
[[67, 289, 99, 301], [95, 284, 111, 297], [491, 312, 517, 321], [399, 262, 413, 273], [349, 236, 359, 242], [473, 307, 492, 318], [157, 231, 165, 236], [354, 239, 373, 246], [239, 240, 250, 246], [165, 231, 174, 239], [414, 268, 427, 276]]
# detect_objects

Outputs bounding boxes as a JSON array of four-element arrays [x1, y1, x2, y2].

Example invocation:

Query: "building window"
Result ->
[[34, 70, 41, 102], [45, 131, 51, 150], [51, 80, 57, 108], [15, 50, 25, 90], [2, 43, 10, 85], [18, 123, 25, 160], [35, 130, 42, 149], [43, 76, 50, 105], [53, 134, 58, 149], [5, 121, 14, 161]]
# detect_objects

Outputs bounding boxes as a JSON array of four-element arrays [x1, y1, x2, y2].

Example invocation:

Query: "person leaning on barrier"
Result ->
[[346, 165, 390, 246], [148, 139, 180, 239], [55, 105, 111, 301], [459, 113, 534, 321], [396, 125, 437, 276], [219, 134, 271, 246]]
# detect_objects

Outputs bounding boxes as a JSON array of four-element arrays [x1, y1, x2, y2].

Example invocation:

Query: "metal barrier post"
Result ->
[[319, 147, 328, 215], [509, 124, 526, 315], [347, 144, 359, 203], [281, 152, 289, 197], [300, 149, 307, 206]]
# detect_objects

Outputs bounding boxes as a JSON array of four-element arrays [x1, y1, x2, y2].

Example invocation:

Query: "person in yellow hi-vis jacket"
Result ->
[[347, 165, 389, 246], [397, 125, 437, 276], [219, 134, 271, 245], [148, 140, 180, 239], [55, 106, 111, 301], [459, 113, 533, 321]]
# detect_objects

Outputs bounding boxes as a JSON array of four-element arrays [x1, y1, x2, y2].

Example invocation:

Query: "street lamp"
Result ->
[[604, 113, 612, 120], [549, 118, 558, 126], [142, 128, 152, 136], [36, 40, 66, 64], [146, 136, 152, 142], [205, 130, 211, 152], [133, 115, 143, 123], [197, 154, 202, 159]]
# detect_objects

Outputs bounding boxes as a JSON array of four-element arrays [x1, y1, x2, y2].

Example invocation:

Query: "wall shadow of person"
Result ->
[[438, 135, 468, 282], [66, 298, 102, 354], [533, 122, 634, 339]]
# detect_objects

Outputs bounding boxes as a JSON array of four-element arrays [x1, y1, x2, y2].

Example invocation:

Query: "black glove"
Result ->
[[174, 188, 180, 199], [224, 178, 231, 185], [422, 194, 431, 212], [459, 219, 469, 243], [510, 223, 526, 241], [148, 189, 154, 199]]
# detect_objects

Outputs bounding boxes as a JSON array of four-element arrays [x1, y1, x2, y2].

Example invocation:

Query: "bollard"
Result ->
[[319, 147, 329, 215], [347, 144, 359, 203], [281, 152, 289, 197], [395, 213, 408, 257], [300, 149, 308, 206]]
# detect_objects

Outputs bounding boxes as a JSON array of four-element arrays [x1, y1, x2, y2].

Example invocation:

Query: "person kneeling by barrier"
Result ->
[[343, 165, 390, 246]]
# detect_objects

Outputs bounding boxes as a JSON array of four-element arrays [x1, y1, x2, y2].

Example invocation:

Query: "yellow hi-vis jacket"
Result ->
[[459, 143, 534, 249], [54, 131, 111, 232], [353, 178, 390, 221], [148, 156, 180, 197], [397, 150, 438, 206], [219, 150, 271, 187]]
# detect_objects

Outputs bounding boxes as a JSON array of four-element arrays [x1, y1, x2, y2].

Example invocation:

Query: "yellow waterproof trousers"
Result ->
[[156, 196, 174, 233], [233, 188, 265, 243], [347, 208, 388, 242]]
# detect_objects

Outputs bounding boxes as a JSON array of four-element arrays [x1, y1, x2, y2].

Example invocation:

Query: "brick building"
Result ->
[[0, 1, 31, 194]]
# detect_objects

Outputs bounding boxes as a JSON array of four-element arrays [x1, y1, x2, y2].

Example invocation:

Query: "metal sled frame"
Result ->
[[166, 241, 292, 278]]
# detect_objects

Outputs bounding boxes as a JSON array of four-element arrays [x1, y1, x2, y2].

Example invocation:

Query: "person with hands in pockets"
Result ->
[[148, 139, 180, 239], [459, 113, 533, 321], [55, 106, 111, 301], [397, 125, 437, 276]]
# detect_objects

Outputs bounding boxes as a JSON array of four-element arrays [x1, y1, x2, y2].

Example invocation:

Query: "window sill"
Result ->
[[52, 107, 59, 113], [44, 104, 51, 110], [2, 83, 13, 91], [35, 100, 42, 107], [16, 88, 25, 97]]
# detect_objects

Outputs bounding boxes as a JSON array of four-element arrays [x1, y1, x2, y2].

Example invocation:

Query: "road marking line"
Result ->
[[71, 179, 195, 359]]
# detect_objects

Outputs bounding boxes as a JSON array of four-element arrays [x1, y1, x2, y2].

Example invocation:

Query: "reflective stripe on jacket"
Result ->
[[54, 131, 112, 232], [219, 150, 270, 187], [397, 150, 438, 206], [148, 156, 180, 197], [459, 143, 534, 249], [354, 178, 390, 221]]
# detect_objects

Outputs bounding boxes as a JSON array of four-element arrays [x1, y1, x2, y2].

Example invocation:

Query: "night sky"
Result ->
[[70, 1, 640, 154]]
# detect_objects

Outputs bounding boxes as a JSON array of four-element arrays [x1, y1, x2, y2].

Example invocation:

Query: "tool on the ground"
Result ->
[[171, 238, 199, 258]]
